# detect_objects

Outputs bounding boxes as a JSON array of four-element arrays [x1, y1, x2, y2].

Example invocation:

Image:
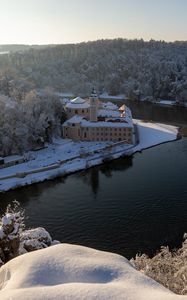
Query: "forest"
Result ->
[[0, 39, 187, 155], [0, 39, 187, 100]]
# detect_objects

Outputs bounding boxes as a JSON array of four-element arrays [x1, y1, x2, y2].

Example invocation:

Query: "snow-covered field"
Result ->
[[0, 120, 178, 193], [99, 92, 127, 101], [0, 243, 185, 300], [156, 100, 176, 106], [155, 100, 187, 108], [133, 120, 178, 152]]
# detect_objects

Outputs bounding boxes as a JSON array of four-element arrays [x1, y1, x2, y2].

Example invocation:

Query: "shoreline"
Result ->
[[0, 120, 179, 193]]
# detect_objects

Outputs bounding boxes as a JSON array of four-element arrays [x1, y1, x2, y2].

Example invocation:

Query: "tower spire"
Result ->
[[91, 87, 97, 98], [90, 88, 98, 122]]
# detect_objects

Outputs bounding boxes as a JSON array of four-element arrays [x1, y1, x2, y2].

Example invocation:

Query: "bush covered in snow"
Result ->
[[0, 201, 58, 266], [131, 235, 187, 295]]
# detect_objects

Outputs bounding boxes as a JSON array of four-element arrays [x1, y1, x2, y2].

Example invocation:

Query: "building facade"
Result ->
[[63, 92, 134, 144]]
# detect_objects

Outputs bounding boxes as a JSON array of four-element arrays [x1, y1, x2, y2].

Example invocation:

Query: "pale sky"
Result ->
[[0, 0, 186, 45]]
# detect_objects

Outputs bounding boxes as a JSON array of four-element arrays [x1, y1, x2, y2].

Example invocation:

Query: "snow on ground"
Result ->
[[99, 93, 127, 100], [155, 100, 187, 108], [0, 120, 178, 193], [133, 120, 178, 152], [156, 100, 176, 106], [0, 243, 185, 300], [55, 92, 74, 98]]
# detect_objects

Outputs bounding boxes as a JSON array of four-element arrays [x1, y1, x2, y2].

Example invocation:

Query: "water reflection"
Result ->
[[76, 156, 133, 195], [0, 156, 133, 211], [100, 156, 133, 175], [0, 176, 68, 215]]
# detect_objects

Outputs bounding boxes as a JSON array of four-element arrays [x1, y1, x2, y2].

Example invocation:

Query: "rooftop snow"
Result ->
[[81, 119, 133, 128], [64, 116, 133, 128], [98, 109, 121, 118], [66, 99, 90, 109], [65, 115, 86, 124], [101, 101, 119, 110], [71, 97, 86, 104]]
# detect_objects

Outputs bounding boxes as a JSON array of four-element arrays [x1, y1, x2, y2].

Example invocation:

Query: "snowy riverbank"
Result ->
[[155, 99, 187, 108], [0, 243, 185, 300], [0, 120, 178, 193]]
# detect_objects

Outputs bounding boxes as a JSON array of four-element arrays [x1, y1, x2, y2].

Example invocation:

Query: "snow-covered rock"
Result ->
[[0, 243, 185, 300], [1, 214, 14, 226], [0, 206, 58, 263], [20, 227, 53, 253]]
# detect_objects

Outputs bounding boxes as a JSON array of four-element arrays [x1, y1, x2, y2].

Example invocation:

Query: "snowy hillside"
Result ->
[[0, 39, 187, 101], [0, 243, 186, 300]]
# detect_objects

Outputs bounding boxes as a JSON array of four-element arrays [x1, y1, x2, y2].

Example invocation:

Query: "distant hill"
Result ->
[[0, 44, 55, 53], [0, 39, 187, 102]]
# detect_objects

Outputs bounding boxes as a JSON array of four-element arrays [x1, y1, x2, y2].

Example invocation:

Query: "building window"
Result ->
[[82, 109, 84, 113], [75, 110, 78, 114], [84, 132, 87, 138], [72, 123, 75, 127]]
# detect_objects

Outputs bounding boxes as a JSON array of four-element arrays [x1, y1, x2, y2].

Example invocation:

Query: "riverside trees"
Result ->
[[0, 89, 66, 156]]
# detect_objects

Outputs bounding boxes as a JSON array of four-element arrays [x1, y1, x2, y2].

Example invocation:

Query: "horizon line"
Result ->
[[0, 37, 187, 47]]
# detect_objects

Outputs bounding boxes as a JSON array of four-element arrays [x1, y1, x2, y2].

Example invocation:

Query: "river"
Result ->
[[0, 103, 186, 259]]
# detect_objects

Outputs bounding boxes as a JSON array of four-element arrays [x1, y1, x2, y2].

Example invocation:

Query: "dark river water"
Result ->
[[0, 103, 187, 259]]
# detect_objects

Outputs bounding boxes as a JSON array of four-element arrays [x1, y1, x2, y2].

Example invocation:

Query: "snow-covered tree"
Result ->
[[131, 235, 187, 295]]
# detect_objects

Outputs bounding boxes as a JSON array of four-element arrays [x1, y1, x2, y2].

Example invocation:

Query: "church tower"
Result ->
[[89, 88, 98, 122]]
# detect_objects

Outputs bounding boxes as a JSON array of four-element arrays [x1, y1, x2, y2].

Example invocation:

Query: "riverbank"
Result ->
[[0, 120, 178, 193]]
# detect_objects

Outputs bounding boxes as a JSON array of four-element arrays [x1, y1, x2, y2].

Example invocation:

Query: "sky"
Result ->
[[0, 0, 186, 45]]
